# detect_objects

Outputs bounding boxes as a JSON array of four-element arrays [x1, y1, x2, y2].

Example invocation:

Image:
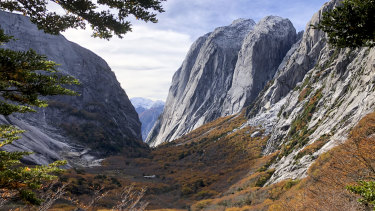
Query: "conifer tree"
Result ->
[[0, 0, 165, 205], [0, 29, 76, 205], [0, 0, 165, 39], [315, 0, 375, 48]]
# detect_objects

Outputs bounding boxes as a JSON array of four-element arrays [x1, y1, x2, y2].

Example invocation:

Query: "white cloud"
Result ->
[[61, 0, 328, 101], [62, 25, 192, 101]]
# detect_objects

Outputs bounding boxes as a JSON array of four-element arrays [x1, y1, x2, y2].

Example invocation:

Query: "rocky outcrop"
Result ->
[[147, 17, 297, 147], [0, 11, 143, 165], [223, 16, 297, 115], [146, 19, 256, 146], [131, 98, 165, 140]]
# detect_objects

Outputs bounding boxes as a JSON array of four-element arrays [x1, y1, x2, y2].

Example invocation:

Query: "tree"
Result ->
[[0, 0, 165, 206], [315, 0, 375, 48], [347, 181, 375, 210], [0, 0, 165, 39], [0, 29, 79, 115], [0, 125, 67, 206], [0, 30, 77, 206]]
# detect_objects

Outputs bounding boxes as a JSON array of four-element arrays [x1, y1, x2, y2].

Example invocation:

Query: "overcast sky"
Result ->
[[62, 0, 328, 101]]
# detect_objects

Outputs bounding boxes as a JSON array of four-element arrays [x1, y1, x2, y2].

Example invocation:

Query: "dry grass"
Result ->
[[191, 111, 375, 211], [52, 110, 375, 210]]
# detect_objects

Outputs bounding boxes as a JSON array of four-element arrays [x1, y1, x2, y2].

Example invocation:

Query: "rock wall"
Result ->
[[223, 16, 297, 115], [0, 11, 143, 166], [147, 17, 297, 147]]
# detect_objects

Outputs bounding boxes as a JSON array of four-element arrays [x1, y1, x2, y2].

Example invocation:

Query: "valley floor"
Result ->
[[51, 110, 375, 211]]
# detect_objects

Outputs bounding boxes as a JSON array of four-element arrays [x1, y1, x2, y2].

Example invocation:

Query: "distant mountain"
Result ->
[[131, 97, 155, 112], [131, 98, 165, 140]]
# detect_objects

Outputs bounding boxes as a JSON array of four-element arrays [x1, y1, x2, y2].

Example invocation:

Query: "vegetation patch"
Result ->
[[299, 76, 311, 91], [294, 134, 331, 160], [298, 85, 312, 102], [255, 169, 275, 187], [280, 88, 324, 158]]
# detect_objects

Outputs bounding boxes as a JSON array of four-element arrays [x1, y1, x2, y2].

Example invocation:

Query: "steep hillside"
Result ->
[[243, 0, 375, 184], [189, 111, 375, 211], [0, 11, 144, 166], [131, 98, 165, 140], [147, 16, 297, 146]]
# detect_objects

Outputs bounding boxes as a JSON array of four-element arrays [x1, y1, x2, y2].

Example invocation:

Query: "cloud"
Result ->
[[62, 0, 329, 101], [62, 25, 191, 100], [148, 0, 328, 39]]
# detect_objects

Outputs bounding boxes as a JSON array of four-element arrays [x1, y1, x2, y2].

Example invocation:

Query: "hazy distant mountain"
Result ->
[[131, 98, 165, 140]]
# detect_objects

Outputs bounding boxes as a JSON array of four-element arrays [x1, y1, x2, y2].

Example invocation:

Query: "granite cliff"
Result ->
[[0, 11, 144, 166], [147, 16, 297, 146], [243, 0, 375, 183], [147, 0, 375, 185]]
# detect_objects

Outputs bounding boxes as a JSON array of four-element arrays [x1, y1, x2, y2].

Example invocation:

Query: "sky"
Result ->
[[62, 0, 328, 101]]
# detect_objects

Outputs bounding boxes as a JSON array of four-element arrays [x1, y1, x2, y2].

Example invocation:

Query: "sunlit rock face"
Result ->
[[147, 17, 297, 147], [242, 0, 375, 184], [223, 16, 297, 115], [0, 10, 143, 166]]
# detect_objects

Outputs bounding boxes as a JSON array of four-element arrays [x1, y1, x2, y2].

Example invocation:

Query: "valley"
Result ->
[[1, 0, 375, 210]]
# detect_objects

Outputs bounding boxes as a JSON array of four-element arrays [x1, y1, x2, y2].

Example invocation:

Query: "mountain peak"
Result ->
[[146, 16, 297, 147], [130, 97, 164, 110], [231, 18, 256, 26]]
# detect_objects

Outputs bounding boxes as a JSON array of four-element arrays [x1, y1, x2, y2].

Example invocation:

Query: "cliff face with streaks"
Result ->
[[0, 11, 144, 166], [146, 16, 297, 147]]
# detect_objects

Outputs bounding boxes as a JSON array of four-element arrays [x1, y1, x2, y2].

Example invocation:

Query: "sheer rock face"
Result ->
[[0, 11, 143, 166], [146, 17, 297, 147], [223, 16, 297, 115]]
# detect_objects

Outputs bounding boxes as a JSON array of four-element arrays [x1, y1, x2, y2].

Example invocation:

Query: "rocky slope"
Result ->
[[147, 0, 375, 186], [147, 16, 297, 146], [242, 0, 375, 184], [131, 98, 165, 140], [0, 11, 143, 166]]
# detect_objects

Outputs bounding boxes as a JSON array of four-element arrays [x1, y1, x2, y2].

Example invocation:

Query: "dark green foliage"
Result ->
[[284, 179, 299, 190], [347, 181, 375, 210], [315, 0, 375, 48], [281, 88, 323, 158], [255, 169, 275, 187], [0, 27, 76, 205], [294, 134, 331, 161], [0, 29, 79, 116], [0, 125, 66, 205], [0, 0, 165, 39]]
